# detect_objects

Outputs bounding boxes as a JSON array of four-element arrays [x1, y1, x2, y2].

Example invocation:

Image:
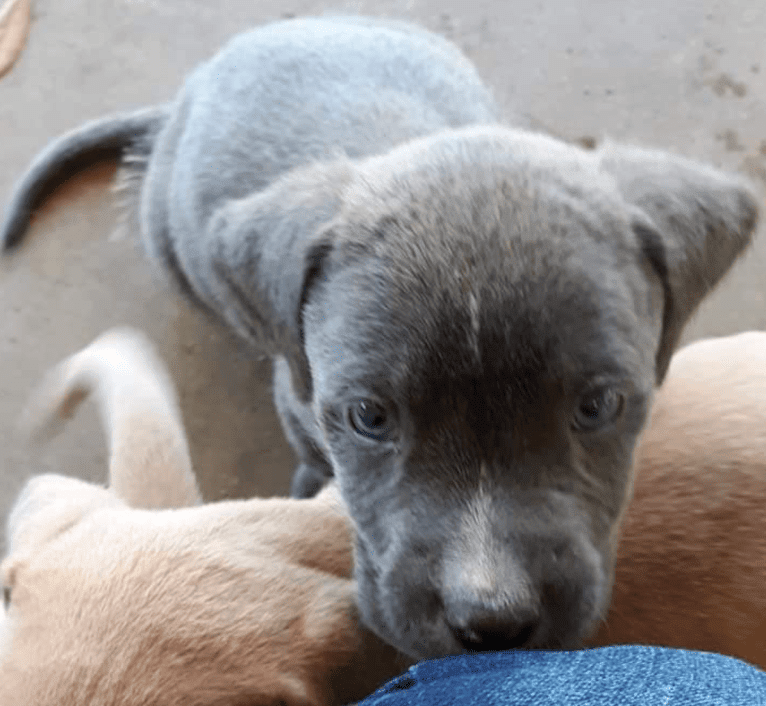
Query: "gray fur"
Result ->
[[0, 16, 758, 660], [1, 107, 167, 250]]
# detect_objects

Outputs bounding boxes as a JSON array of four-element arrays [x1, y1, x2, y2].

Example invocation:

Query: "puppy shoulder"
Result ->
[[660, 332, 766, 407]]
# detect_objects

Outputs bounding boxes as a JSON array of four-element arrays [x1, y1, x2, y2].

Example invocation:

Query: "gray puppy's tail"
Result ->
[[1, 106, 168, 251]]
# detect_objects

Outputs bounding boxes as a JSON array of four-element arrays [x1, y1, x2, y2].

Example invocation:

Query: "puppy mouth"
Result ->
[[450, 620, 538, 652], [382, 605, 581, 661], [439, 592, 591, 655], [424, 601, 593, 659], [359, 576, 601, 661], [357, 538, 606, 660]]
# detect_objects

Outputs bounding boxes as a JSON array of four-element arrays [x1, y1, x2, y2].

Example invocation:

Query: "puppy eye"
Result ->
[[573, 387, 624, 431], [348, 399, 395, 442], [3, 586, 10, 610]]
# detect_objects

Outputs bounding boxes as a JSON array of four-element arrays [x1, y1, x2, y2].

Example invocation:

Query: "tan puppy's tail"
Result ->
[[20, 327, 201, 509]]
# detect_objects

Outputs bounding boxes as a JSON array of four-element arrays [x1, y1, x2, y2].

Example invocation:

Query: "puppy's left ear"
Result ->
[[207, 160, 352, 402], [599, 143, 759, 383]]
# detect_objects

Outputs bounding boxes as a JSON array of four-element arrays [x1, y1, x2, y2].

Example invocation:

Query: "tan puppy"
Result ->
[[0, 329, 404, 706], [592, 331, 766, 669]]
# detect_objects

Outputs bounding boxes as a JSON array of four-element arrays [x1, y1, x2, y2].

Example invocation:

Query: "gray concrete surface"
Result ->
[[1, 0, 765, 548]]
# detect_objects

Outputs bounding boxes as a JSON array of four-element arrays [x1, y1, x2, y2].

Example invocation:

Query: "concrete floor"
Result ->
[[1, 0, 765, 550]]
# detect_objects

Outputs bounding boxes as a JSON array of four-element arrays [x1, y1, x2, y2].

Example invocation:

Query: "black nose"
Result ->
[[446, 601, 540, 652]]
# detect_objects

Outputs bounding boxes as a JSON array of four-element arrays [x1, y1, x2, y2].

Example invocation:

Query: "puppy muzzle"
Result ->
[[441, 560, 542, 651], [438, 533, 606, 653]]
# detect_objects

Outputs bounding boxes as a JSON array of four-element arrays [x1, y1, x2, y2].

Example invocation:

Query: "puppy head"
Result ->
[[292, 127, 757, 658]]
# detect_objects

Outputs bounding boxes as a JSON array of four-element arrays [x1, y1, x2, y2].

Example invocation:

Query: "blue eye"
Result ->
[[348, 399, 395, 441], [573, 388, 624, 431]]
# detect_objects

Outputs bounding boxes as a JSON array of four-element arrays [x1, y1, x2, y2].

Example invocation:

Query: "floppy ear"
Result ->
[[207, 160, 352, 402], [598, 143, 759, 383]]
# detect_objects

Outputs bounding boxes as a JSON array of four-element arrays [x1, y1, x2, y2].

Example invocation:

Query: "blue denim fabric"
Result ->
[[358, 646, 765, 705]]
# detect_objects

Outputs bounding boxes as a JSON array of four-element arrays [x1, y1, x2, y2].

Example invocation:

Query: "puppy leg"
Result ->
[[291, 459, 334, 500], [273, 359, 333, 498], [21, 327, 201, 509], [289, 437, 334, 499]]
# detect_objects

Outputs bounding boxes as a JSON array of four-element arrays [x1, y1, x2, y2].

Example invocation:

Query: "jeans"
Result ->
[[358, 646, 765, 705]]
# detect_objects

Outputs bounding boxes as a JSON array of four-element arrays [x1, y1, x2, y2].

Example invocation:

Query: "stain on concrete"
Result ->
[[741, 155, 766, 185], [716, 129, 746, 151], [577, 135, 598, 150], [709, 72, 748, 97]]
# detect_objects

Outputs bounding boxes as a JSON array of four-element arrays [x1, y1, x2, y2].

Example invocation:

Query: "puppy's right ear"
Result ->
[[207, 160, 352, 402], [598, 143, 759, 382]]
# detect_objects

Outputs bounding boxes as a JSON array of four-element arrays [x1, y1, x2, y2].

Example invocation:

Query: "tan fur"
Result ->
[[591, 331, 766, 669], [1, 329, 404, 706]]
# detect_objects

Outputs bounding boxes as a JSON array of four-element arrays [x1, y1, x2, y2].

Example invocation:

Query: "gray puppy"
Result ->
[[1, 16, 758, 660]]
